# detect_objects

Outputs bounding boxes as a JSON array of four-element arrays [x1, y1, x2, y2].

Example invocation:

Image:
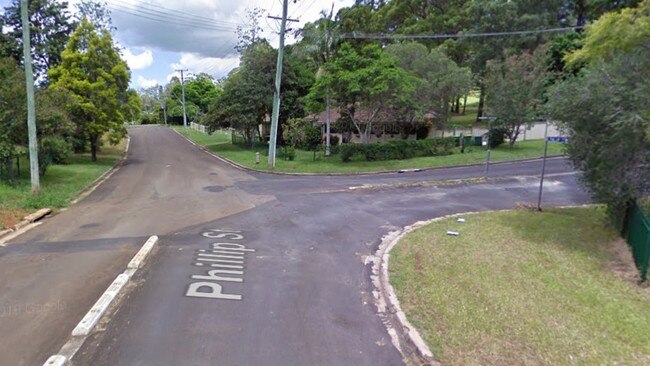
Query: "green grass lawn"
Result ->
[[173, 125, 231, 145], [177, 126, 565, 173], [390, 207, 650, 365], [0, 139, 126, 229]]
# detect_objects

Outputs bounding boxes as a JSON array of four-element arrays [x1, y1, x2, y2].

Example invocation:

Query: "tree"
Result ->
[[565, 0, 649, 66], [546, 1, 649, 227], [296, 7, 340, 154], [1, 58, 77, 179], [235, 7, 265, 53], [485, 49, 548, 147], [75, 0, 115, 33], [203, 42, 275, 145], [385, 42, 472, 134], [306, 43, 415, 144], [2, 0, 75, 82], [0, 57, 27, 179], [49, 19, 132, 161]]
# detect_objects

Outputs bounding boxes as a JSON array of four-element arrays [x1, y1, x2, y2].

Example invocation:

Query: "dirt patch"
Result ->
[[607, 238, 650, 294], [0, 210, 28, 230]]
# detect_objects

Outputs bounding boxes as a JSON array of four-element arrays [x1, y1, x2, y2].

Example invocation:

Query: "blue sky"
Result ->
[[1, 0, 354, 89]]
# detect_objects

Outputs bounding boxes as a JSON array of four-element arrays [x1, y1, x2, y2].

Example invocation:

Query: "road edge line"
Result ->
[[169, 126, 565, 177], [42, 234, 158, 366]]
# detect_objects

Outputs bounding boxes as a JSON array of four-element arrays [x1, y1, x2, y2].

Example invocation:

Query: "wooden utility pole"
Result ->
[[176, 69, 188, 131], [267, 0, 299, 167], [21, 0, 39, 193]]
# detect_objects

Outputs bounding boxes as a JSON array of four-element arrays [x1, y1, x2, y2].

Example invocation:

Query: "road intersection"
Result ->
[[0, 126, 590, 366]]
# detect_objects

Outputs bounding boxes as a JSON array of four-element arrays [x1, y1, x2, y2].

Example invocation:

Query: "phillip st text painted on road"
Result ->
[[185, 229, 255, 300]]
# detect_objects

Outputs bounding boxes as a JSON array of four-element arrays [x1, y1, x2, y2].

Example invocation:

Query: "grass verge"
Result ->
[[0, 139, 127, 229], [390, 207, 650, 365], [174, 125, 564, 174]]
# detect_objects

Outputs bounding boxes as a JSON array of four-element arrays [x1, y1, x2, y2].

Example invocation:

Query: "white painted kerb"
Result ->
[[71, 273, 130, 336], [127, 235, 158, 269]]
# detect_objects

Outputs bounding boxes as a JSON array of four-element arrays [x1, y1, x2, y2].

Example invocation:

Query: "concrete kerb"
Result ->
[[42, 235, 158, 366], [0, 136, 131, 245], [0, 208, 52, 246], [370, 204, 596, 365], [170, 126, 565, 177], [370, 210, 503, 365]]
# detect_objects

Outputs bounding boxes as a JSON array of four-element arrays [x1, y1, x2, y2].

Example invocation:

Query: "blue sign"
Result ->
[[547, 136, 569, 143]]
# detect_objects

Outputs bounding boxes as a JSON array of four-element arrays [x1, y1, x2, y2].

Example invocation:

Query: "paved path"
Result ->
[[0, 126, 590, 366]]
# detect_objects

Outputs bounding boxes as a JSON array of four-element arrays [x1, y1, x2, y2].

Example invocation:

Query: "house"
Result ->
[[306, 109, 435, 144]]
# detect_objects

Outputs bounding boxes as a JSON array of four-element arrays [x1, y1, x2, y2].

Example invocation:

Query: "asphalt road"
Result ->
[[0, 126, 590, 366]]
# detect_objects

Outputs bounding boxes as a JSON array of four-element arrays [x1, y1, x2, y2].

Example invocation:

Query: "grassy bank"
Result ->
[[0, 139, 127, 229], [175, 125, 564, 173], [390, 207, 650, 365]]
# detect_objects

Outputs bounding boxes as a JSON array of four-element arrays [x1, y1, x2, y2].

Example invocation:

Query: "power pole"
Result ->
[[21, 0, 39, 193], [176, 69, 188, 131], [159, 85, 167, 125], [267, 0, 299, 167]]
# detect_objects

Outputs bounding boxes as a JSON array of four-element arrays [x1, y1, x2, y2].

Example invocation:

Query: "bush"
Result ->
[[283, 118, 322, 150], [140, 112, 160, 125], [340, 137, 455, 162], [486, 127, 507, 148], [279, 146, 296, 161], [36, 136, 72, 176]]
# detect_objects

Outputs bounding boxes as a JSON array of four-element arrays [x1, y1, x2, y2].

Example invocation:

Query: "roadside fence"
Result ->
[[624, 201, 650, 282]]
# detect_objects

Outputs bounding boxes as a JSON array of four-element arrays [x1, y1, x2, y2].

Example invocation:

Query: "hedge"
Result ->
[[340, 138, 455, 162]]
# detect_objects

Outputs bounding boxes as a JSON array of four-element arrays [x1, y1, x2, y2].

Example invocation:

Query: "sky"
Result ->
[[1, 0, 354, 89]]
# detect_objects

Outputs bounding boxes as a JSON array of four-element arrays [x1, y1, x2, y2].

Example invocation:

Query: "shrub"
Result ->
[[279, 146, 296, 161], [340, 137, 455, 162], [486, 127, 507, 148]]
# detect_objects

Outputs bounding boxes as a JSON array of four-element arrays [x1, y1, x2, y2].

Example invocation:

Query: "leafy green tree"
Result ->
[[2, 0, 76, 82], [203, 40, 314, 145], [0, 57, 27, 178], [566, 0, 649, 66], [306, 43, 415, 144], [546, 50, 649, 227], [546, 1, 649, 227], [485, 49, 548, 147], [296, 8, 340, 154], [49, 19, 131, 161], [386, 42, 472, 134], [203, 42, 275, 145], [1, 58, 76, 178], [185, 73, 221, 114]]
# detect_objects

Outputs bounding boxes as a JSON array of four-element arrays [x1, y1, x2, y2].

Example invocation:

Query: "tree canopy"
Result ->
[[49, 19, 132, 161]]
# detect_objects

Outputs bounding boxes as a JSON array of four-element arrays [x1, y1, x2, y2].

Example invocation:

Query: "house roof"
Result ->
[[306, 109, 438, 124]]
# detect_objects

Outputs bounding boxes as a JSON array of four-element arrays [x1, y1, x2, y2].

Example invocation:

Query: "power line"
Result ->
[[340, 26, 584, 40], [109, 0, 241, 27], [109, 6, 236, 32], [107, 2, 238, 31], [289, 0, 318, 20]]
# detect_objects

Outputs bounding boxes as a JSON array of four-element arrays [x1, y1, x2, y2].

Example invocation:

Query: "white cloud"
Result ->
[[104, 0, 354, 58], [170, 53, 240, 79], [137, 75, 160, 88], [122, 48, 154, 70]]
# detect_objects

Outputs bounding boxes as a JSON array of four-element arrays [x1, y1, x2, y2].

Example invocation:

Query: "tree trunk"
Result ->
[[90, 135, 98, 162], [462, 94, 468, 115], [325, 93, 331, 156], [454, 97, 461, 113], [476, 85, 486, 122], [4, 156, 14, 181]]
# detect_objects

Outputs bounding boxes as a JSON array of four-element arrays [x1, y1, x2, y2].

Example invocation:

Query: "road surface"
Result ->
[[0, 126, 590, 366]]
